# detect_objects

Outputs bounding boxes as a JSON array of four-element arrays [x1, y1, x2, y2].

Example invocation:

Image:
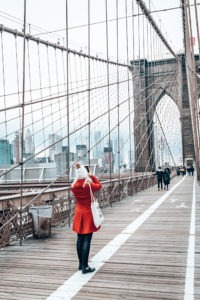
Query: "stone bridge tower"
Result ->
[[130, 54, 199, 172]]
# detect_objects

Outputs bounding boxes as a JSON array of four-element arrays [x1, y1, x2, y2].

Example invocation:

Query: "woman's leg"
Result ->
[[76, 234, 84, 269], [157, 180, 160, 190], [82, 233, 93, 268], [160, 180, 163, 190], [81, 233, 95, 274]]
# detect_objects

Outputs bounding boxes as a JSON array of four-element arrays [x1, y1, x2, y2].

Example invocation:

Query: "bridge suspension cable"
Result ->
[[0, 0, 187, 245]]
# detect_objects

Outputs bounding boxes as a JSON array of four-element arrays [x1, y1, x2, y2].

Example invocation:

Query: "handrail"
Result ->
[[0, 173, 157, 249]]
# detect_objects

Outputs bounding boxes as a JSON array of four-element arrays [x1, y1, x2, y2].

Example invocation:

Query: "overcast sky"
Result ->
[[0, 0, 189, 164], [0, 0, 189, 58]]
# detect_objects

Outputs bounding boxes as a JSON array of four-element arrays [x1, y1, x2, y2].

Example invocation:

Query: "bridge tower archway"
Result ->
[[153, 94, 182, 169], [130, 54, 196, 172]]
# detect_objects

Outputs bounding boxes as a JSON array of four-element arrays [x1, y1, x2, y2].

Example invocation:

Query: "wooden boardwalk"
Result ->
[[0, 174, 200, 300]]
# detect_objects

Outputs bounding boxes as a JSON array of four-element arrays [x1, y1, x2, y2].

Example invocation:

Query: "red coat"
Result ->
[[71, 175, 102, 234]]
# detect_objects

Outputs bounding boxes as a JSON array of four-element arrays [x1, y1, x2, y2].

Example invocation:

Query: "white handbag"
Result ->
[[89, 184, 104, 228]]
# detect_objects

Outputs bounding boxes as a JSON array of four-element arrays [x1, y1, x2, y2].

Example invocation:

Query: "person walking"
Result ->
[[154, 166, 164, 191], [71, 163, 102, 274], [190, 165, 195, 176], [163, 168, 170, 190], [176, 166, 180, 176], [186, 166, 191, 176]]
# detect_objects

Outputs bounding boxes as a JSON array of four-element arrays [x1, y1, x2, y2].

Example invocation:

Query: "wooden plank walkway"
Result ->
[[0, 174, 200, 299]]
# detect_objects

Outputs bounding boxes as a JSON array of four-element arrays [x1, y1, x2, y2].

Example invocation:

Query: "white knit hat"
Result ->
[[75, 165, 88, 179]]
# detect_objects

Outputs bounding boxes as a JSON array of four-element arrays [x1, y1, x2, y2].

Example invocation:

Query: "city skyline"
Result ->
[[0, 127, 128, 168]]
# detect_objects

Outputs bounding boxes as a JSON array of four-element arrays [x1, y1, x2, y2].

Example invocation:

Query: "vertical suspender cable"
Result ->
[[151, 28, 156, 171], [142, 11, 145, 60], [137, 3, 142, 171], [65, 0, 71, 225], [88, 0, 91, 168], [105, 0, 112, 185], [20, 0, 26, 246], [125, 0, 132, 190], [62, 48, 68, 143], [155, 32, 159, 169], [27, 41, 35, 151], [148, 11, 155, 173], [1, 30, 8, 140], [116, 0, 120, 200], [131, 0, 135, 73], [132, 0, 135, 173], [37, 43, 46, 152], [54, 48, 62, 138], [46, 45, 54, 134], [14, 34, 22, 135], [150, 17, 157, 171]]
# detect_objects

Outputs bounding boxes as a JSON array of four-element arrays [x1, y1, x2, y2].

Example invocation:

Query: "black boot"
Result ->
[[82, 266, 95, 274]]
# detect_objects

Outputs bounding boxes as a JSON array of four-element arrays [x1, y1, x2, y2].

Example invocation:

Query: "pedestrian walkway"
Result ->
[[0, 174, 199, 300]]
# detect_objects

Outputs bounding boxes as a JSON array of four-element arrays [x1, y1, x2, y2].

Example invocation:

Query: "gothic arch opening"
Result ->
[[153, 94, 182, 168]]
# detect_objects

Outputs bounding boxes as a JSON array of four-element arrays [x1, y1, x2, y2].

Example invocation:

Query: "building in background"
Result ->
[[103, 146, 114, 173], [12, 131, 22, 164], [24, 129, 35, 163], [112, 135, 125, 171], [48, 134, 62, 162], [93, 131, 102, 159], [0, 139, 11, 166], [55, 146, 68, 176], [76, 144, 87, 160]]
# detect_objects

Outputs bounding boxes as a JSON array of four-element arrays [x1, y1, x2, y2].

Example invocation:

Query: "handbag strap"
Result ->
[[88, 183, 95, 202]]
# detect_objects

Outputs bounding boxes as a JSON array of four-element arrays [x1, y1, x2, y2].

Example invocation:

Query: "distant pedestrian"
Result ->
[[71, 163, 102, 274], [154, 166, 164, 191], [163, 168, 170, 190], [165, 167, 171, 174], [176, 166, 180, 176], [180, 166, 185, 176], [187, 166, 191, 176], [190, 165, 194, 176]]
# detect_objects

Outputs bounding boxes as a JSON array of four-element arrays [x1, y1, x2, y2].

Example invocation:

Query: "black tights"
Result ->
[[76, 233, 93, 268], [157, 179, 163, 189]]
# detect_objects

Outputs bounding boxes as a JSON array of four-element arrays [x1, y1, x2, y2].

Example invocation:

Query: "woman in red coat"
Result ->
[[71, 163, 102, 274]]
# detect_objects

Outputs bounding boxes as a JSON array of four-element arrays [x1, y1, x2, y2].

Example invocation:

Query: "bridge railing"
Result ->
[[0, 174, 158, 248]]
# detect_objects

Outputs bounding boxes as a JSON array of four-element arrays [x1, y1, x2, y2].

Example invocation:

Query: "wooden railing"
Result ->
[[0, 174, 157, 248]]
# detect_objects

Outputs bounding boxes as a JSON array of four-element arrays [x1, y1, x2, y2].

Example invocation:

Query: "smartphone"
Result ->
[[84, 165, 90, 172]]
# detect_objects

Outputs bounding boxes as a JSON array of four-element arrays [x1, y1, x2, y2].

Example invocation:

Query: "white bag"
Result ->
[[89, 184, 104, 228]]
